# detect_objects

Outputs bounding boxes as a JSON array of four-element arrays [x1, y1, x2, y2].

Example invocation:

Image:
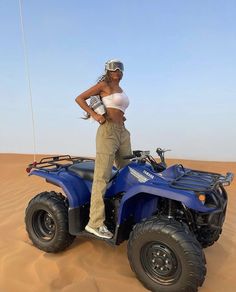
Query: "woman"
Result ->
[[75, 59, 132, 239]]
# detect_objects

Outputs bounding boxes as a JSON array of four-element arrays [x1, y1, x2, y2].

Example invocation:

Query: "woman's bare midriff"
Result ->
[[105, 108, 125, 125]]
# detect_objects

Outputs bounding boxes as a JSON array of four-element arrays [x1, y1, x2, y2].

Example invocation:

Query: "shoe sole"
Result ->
[[85, 225, 112, 239]]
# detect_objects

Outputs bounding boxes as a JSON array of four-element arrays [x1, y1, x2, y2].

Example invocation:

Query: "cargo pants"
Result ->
[[88, 121, 132, 228]]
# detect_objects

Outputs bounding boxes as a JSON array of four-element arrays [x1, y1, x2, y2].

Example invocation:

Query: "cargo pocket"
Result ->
[[96, 123, 117, 155]]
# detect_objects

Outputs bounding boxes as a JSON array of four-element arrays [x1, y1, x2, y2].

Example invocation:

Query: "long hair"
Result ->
[[97, 72, 108, 83]]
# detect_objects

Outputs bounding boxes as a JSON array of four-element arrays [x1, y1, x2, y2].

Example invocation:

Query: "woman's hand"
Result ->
[[92, 113, 106, 124]]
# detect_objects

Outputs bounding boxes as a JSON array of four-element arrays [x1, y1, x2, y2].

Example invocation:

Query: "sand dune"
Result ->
[[0, 154, 235, 292]]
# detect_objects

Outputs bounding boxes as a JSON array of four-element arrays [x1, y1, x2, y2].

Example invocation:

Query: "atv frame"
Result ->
[[25, 149, 233, 292]]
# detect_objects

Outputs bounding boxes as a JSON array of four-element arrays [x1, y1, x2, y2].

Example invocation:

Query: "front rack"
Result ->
[[26, 155, 94, 173], [169, 168, 229, 192]]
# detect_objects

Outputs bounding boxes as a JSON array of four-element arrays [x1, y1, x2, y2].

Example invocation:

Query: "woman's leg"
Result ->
[[88, 152, 115, 228], [87, 123, 119, 232], [115, 128, 132, 169]]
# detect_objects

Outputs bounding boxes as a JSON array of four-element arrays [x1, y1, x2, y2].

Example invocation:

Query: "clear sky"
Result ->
[[0, 0, 236, 161]]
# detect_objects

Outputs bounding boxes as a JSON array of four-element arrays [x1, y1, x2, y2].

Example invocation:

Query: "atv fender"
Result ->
[[117, 183, 217, 225], [29, 170, 90, 207]]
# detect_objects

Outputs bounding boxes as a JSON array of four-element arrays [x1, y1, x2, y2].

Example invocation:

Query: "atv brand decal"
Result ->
[[128, 167, 150, 183], [143, 170, 154, 179]]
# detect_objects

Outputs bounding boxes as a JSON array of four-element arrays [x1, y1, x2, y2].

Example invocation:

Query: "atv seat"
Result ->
[[67, 161, 118, 182]]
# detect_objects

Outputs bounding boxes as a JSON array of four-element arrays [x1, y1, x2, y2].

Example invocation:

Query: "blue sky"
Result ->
[[0, 0, 235, 161]]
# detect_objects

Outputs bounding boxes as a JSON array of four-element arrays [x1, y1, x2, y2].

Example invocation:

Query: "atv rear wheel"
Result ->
[[25, 191, 75, 253], [127, 216, 206, 292]]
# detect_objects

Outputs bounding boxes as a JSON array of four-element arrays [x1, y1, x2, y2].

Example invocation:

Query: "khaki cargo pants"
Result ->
[[88, 121, 132, 228]]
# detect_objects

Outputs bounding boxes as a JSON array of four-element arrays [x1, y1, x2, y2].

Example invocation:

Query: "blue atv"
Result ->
[[25, 148, 233, 292]]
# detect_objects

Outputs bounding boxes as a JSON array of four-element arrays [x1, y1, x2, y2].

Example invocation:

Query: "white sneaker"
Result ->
[[85, 224, 113, 239]]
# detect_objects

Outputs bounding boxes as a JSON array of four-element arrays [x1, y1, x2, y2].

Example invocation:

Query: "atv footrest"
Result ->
[[77, 231, 116, 246]]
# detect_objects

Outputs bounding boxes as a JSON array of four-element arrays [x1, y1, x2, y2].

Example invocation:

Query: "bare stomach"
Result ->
[[105, 108, 125, 124]]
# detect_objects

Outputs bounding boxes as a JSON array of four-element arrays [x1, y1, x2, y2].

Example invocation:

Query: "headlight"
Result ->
[[196, 192, 206, 205]]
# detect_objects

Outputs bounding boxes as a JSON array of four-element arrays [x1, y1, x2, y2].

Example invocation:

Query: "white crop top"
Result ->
[[102, 92, 129, 113]]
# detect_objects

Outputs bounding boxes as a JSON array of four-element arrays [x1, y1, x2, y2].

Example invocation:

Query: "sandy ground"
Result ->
[[0, 154, 235, 292]]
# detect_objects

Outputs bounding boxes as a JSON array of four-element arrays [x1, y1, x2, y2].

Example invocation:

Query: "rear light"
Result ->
[[26, 161, 37, 173]]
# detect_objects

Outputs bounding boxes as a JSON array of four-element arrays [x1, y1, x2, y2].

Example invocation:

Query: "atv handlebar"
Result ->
[[123, 148, 170, 161], [156, 148, 171, 156], [123, 150, 150, 160], [123, 149, 167, 172]]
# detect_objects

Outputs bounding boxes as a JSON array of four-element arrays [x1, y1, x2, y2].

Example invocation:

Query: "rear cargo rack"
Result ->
[[26, 155, 94, 173], [170, 169, 226, 192]]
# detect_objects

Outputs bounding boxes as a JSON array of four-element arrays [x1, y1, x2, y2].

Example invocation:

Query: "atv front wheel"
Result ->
[[127, 216, 206, 292], [25, 191, 75, 253], [197, 227, 222, 248]]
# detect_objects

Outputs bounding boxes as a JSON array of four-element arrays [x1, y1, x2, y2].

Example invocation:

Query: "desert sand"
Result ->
[[0, 154, 235, 292]]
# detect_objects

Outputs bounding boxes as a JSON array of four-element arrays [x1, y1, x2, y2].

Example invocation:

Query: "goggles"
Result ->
[[105, 60, 124, 72]]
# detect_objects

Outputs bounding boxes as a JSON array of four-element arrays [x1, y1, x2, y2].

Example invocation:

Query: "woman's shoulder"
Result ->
[[97, 80, 109, 89], [99, 81, 113, 94], [98, 80, 107, 85], [91, 80, 108, 93]]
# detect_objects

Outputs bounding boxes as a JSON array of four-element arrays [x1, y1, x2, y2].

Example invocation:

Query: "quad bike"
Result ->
[[25, 148, 233, 292]]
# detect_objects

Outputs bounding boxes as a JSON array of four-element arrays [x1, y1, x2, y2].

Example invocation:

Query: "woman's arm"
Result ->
[[75, 82, 106, 123]]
